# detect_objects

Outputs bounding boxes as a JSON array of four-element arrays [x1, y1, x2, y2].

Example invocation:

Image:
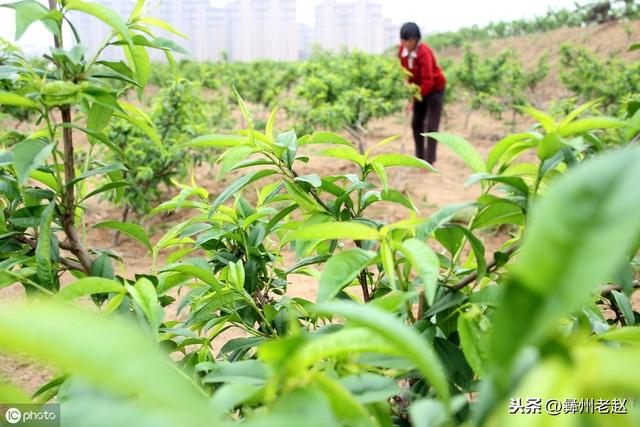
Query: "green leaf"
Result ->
[[243, 388, 338, 427], [0, 379, 31, 403], [371, 161, 388, 190], [138, 16, 188, 39], [464, 173, 529, 196], [13, 139, 54, 185], [0, 301, 216, 424], [210, 384, 260, 414], [0, 91, 39, 109], [69, 162, 125, 187], [81, 181, 128, 202], [457, 309, 489, 377], [558, 117, 628, 137], [2, 0, 50, 40], [409, 398, 448, 427], [557, 100, 601, 129], [201, 360, 269, 386], [395, 238, 439, 305], [314, 374, 375, 427], [126, 277, 161, 332], [371, 153, 436, 171], [183, 134, 247, 149], [93, 221, 152, 251], [66, 0, 133, 46], [91, 253, 114, 279], [596, 327, 640, 344], [537, 133, 565, 161], [316, 147, 365, 168], [315, 302, 450, 401], [339, 373, 400, 404], [487, 133, 538, 173], [276, 130, 297, 167], [161, 263, 220, 289], [426, 132, 486, 173], [611, 290, 635, 326], [234, 87, 253, 127], [434, 226, 464, 255], [518, 106, 556, 133], [210, 169, 277, 212], [56, 277, 124, 301], [472, 201, 524, 230], [304, 132, 352, 146], [87, 102, 114, 133], [266, 106, 278, 141], [294, 174, 322, 188], [113, 109, 161, 150], [317, 249, 376, 302], [629, 43, 640, 52], [125, 44, 150, 91], [491, 147, 640, 373], [35, 201, 56, 289], [290, 328, 391, 370], [129, 36, 188, 55], [289, 222, 381, 241], [379, 240, 396, 290], [416, 202, 476, 239], [380, 189, 416, 211], [218, 146, 254, 177]]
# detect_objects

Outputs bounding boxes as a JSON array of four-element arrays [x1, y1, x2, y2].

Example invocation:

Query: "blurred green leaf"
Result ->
[[57, 277, 124, 301], [0, 301, 217, 425], [426, 132, 486, 173], [317, 248, 376, 302], [93, 221, 152, 251], [315, 301, 450, 402]]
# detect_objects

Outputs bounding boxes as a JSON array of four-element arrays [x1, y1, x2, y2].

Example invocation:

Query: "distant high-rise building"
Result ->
[[147, 0, 228, 61], [315, 0, 384, 53], [298, 23, 313, 59], [383, 18, 399, 52], [227, 0, 298, 61], [67, 0, 399, 62]]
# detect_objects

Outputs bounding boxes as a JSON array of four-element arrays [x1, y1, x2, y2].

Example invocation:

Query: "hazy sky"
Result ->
[[2, 0, 580, 51], [232, 0, 580, 32]]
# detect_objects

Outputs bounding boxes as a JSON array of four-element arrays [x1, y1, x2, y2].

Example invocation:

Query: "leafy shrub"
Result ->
[[286, 48, 416, 151], [453, 46, 548, 127], [559, 44, 640, 114]]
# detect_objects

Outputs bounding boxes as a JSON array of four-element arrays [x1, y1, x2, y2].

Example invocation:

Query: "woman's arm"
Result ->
[[419, 46, 436, 96]]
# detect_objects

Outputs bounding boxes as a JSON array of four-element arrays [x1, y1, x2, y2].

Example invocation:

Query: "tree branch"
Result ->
[[447, 245, 519, 291]]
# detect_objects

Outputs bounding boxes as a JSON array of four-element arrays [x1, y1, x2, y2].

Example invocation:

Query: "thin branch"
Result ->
[[447, 245, 519, 291], [14, 235, 84, 272], [359, 270, 370, 302]]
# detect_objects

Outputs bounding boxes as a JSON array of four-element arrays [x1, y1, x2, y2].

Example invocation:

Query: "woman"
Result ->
[[398, 22, 446, 165]]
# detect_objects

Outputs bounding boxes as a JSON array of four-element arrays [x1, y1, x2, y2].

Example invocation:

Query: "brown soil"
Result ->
[[2, 21, 639, 394]]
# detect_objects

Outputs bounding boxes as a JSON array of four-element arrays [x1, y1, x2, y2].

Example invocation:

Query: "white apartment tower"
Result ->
[[148, 0, 228, 61], [227, 0, 298, 61], [383, 18, 399, 51], [315, 0, 385, 53], [69, 0, 299, 62]]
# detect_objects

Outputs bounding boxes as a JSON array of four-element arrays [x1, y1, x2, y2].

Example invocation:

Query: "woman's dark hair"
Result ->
[[400, 22, 421, 41]]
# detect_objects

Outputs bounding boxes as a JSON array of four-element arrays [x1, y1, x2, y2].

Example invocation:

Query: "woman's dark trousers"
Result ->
[[412, 90, 444, 164]]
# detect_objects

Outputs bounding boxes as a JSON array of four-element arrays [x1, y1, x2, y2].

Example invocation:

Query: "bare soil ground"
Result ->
[[2, 21, 639, 394]]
